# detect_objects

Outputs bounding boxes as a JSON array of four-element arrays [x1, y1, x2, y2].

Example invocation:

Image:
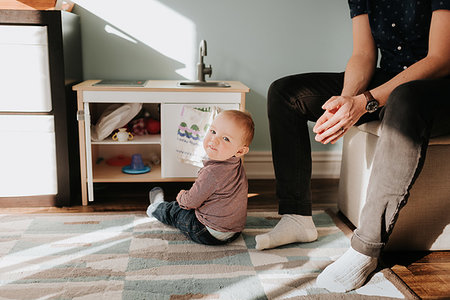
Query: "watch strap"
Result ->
[[363, 90, 379, 113], [363, 90, 375, 102]]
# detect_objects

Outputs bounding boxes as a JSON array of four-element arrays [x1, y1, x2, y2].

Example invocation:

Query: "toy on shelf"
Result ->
[[122, 153, 151, 174], [146, 118, 160, 134], [112, 128, 133, 142], [106, 155, 131, 166]]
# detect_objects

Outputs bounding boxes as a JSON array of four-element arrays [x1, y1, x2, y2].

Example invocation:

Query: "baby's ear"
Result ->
[[235, 146, 249, 157]]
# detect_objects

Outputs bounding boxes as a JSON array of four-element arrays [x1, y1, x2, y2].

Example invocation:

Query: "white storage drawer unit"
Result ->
[[0, 25, 52, 112], [0, 10, 83, 206], [0, 115, 57, 196]]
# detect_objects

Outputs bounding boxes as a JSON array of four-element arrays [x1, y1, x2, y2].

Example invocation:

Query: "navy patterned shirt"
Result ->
[[348, 0, 450, 74]]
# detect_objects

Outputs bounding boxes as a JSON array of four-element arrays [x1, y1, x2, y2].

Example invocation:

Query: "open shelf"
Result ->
[[92, 134, 161, 145], [92, 161, 195, 183]]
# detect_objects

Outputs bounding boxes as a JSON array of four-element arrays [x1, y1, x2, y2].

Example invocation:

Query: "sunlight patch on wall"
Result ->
[[73, 0, 197, 79], [104, 25, 138, 44]]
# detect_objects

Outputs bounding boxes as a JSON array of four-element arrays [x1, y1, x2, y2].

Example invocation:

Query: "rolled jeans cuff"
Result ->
[[351, 231, 384, 258]]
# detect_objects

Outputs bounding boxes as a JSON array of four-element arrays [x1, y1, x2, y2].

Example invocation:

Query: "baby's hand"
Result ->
[[176, 190, 186, 201]]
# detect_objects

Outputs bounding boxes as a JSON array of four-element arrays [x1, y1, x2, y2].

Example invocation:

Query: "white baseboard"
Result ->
[[244, 151, 342, 179]]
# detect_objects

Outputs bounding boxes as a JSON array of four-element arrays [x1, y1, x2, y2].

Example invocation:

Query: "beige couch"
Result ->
[[338, 121, 450, 251]]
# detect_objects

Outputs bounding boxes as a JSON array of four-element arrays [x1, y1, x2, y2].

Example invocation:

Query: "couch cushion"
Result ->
[[356, 121, 450, 145]]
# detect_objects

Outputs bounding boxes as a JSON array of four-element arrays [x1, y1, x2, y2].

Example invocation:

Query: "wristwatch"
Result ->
[[363, 91, 379, 113]]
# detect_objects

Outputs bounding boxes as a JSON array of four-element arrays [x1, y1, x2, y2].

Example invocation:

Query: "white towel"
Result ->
[[91, 103, 142, 141]]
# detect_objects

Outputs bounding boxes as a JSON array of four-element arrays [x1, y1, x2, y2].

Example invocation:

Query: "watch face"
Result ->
[[366, 100, 379, 113]]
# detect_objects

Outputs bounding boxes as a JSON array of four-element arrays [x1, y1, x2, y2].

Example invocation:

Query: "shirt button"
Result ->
[[403, 66, 408, 70], [392, 23, 396, 27], [397, 46, 402, 50]]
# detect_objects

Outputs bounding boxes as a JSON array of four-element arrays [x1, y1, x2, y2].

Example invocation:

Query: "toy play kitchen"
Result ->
[[73, 40, 249, 205]]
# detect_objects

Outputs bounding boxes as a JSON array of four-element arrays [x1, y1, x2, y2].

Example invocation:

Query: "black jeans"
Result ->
[[267, 70, 450, 256], [151, 201, 240, 245]]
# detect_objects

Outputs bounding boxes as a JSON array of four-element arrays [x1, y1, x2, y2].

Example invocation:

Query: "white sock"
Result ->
[[255, 214, 318, 250], [316, 247, 378, 292], [146, 187, 164, 217]]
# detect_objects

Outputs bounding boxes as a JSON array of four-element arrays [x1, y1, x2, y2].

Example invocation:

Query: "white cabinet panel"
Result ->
[[0, 115, 57, 197], [0, 25, 52, 112], [0, 25, 48, 44], [161, 103, 239, 178]]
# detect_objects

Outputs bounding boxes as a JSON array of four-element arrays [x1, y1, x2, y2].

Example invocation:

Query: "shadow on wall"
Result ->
[[72, 0, 352, 152], [73, 5, 188, 81], [153, 0, 351, 152]]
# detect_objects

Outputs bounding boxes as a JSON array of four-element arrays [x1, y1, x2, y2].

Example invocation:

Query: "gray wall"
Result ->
[[72, 0, 353, 152]]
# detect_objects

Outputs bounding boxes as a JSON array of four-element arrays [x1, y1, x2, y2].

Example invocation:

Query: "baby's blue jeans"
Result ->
[[151, 201, 240, 245]]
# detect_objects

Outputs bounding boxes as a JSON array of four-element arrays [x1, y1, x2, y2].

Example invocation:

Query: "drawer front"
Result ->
[[0, 25, 52, 112], [0, 25, 48, 45], [0, 115, 57, 197], [82, 90, 242, 104]]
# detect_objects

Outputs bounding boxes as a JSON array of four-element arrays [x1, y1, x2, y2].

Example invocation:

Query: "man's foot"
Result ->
[[316, 247, 378, 292], [255, 214, 318, 250], [146, 187, 164, 217]]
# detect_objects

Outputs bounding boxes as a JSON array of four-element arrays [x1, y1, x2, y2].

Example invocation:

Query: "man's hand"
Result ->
[[313, 94, 366, 144]]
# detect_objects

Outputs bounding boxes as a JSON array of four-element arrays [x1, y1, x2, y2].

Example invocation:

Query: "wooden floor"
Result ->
[[1, 179, 449, 299]]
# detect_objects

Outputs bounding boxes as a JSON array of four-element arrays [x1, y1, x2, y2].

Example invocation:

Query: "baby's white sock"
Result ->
[[146, 187, 164, 217], [255, 214, 318, 250], [316, 247, 378, 292]]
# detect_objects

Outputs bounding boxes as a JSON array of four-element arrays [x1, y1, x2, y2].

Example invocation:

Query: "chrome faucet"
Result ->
[[197, 40, 212, 82]]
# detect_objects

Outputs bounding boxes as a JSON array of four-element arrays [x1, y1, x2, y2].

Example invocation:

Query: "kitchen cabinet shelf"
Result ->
[[91, 134, 161, 145], [93, 162, 160, 182], [92, 163, 195, 183], [74, 80, 249, 205]]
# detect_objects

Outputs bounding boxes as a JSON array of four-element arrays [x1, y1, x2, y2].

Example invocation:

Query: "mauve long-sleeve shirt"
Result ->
[[176, 156, 248, 232]]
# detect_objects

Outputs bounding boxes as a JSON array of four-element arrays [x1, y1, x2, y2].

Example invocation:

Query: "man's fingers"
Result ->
[[314, 112, 340, 134], [322, 96, 342, 111], [315, 122, 346, 143], [313, 114, 329, 133]]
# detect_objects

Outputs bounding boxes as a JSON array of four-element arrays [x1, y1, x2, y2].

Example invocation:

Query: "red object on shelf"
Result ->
[[106, 155, 132, 166], [146, 118, 160, 134]]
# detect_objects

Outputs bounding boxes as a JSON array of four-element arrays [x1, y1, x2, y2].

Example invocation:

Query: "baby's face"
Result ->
[[203, 113, 248, 161]]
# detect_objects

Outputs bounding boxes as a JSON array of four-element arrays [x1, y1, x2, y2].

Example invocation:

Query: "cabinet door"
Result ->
[[0, 25, 52, 112], [0, 115, 57, 197], [161, 103, 239, 178]]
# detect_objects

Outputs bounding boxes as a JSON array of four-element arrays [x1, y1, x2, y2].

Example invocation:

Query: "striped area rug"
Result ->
[[0, 210, 415, 299]]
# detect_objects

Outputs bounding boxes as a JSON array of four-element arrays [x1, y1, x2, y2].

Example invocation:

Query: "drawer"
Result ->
[[0, 25, 48, 45], [0, 115, 57, 197], [0, 26, 51, 112]]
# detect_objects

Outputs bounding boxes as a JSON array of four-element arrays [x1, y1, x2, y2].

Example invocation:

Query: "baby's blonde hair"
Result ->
[[219, 109, 255, 146]]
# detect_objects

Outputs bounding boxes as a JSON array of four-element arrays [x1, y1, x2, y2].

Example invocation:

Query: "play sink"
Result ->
[[177, 81, 231, 88]]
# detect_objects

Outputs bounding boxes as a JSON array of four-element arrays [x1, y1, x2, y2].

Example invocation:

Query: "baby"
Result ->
[[147, 109, 255, 245]]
